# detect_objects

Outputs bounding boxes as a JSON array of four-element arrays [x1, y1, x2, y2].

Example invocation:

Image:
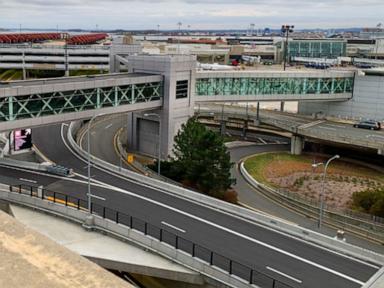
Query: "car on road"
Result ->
[[353, 120, 381, 130]]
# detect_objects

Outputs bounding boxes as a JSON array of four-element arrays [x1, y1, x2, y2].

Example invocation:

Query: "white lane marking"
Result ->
[[19, 178, 37, 184], [318, 126, 337, 131], [78, 178, 366, 285], [266, 266, 303, 284], [161, 221, 186, 233], [59, 125, 370, 285], [0, 165, 109, 189], [105, 123, 113, 130], [366, 134, 384, 140], [258, 137, 267, 144], [324, 124, 346, 129]]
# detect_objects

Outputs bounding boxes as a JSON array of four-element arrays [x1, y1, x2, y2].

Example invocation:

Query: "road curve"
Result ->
[[25, 123, 380, 288]]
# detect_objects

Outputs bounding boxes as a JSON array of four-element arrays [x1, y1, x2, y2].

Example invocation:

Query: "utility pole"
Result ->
[[280, 24, 294, 112], [177, 22, 182, 54], [63, 33, 69, 77], [22, 48, 26, 80], [281, 24, 294, 71], [250, 23, 255, 36]]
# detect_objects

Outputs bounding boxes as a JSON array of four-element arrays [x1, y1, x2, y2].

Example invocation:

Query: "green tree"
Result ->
[[171, 117, 235, 198], [352, 188, 384, 217]]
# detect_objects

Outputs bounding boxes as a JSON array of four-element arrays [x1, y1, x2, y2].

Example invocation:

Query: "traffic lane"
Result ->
[[0, 165, 73, 187], [0, 162, 363, 288], [74, 120, 381, 282], [229, 144, 290, 163], [32, 125, 379, 280], [315, 122, 384, 139], [81, 116, 128, 168], [18, 174, 367, 288]]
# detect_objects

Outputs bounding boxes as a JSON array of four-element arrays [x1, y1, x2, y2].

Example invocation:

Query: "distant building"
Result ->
[[360, 27, 384, 39], [287, 39, 347, 59]]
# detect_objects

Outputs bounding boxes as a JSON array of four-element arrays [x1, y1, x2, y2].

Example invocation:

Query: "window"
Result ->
[[176, 80, 189, 99]]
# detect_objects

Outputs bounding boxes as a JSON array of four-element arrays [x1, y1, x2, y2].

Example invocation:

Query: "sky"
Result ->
[[0, 0, 383, 30]]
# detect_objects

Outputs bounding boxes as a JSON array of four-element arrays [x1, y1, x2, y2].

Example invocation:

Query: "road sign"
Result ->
[[127, 154, 134, 163]]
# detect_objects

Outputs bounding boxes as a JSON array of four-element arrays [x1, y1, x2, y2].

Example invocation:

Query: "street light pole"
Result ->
[[86, 113, 105, 214], [177, 22, 182, 54], [312, 154, 340, 229], [63, 33, 69, 77], [144, 113, 161, 175], [281, 25, 294, 71]]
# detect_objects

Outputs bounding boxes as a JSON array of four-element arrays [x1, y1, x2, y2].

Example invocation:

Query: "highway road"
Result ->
[[83, 116, 384, 253], [199, 104, 384, 153], [1, 122, 372, 288]]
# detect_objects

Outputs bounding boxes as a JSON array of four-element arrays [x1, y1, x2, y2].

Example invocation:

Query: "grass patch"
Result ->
[[244, 152, 384, 186]]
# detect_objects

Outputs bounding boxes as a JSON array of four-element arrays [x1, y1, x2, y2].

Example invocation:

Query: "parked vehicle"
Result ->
[[353, 121, 381, 130]]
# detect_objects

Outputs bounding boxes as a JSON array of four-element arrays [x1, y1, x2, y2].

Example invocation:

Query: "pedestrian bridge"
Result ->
[[0, 67, 355, 131], [195, 70, 354, 102], [0, 73, 163, 131]]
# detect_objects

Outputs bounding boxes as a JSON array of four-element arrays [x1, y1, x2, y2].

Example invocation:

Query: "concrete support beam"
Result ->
[[127, 55, 197, 158], [291, 135, 303, 155]]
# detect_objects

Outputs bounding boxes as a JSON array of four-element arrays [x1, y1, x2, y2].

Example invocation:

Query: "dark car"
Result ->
[[353, 121, 381, 130]]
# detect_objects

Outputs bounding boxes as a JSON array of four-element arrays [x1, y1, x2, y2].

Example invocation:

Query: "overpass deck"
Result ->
[[199, 104, 384, 152]]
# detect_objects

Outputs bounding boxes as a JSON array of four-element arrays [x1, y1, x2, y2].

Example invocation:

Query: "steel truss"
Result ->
[[0, 81, 163, 121], [195, 77, 354, 97]]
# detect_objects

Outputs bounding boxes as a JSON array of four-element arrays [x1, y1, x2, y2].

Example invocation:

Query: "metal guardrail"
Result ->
[[8, 183, 294, 288], [67, 121, 384, 265], [240, 162, 384, 244]]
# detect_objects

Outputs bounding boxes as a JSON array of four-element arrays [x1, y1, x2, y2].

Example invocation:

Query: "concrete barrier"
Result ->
[[67, 122, 384, 266], [240, 162, 384, 264], [362, 267, 384, 288], [0, 186, 258, 288], [239, 159, 384, 243]]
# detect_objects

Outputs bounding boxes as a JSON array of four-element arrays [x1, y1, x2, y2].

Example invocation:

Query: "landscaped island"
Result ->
[[244, 152, 384, 217]]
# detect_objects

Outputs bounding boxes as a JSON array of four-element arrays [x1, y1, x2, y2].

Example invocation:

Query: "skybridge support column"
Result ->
[[291, 135, 303, 155], [109, 43, 142, 73], [127, 55, 197, 159]]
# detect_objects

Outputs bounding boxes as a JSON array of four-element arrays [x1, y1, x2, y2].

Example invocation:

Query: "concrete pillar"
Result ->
[[280, 101, 285, 112], [291, 135, 303, 155], [37, 186, 43, 198], [109, 44, 142, 73], [220, 120, 226, 136], [242, 120, 248, 138], [127, 55, 196, 159]]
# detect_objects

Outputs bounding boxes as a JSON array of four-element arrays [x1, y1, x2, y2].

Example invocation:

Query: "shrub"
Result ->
[[222, 189, 239, 204], [352, 188, 384, 217]]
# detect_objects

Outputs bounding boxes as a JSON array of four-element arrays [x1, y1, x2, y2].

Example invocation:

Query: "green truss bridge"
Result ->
[[0, 73, 163, 131], [195, 70, 354, 102]]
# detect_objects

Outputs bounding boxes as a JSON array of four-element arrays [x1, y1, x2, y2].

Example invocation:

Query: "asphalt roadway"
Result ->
[[0, 123, 380, 288], [199, 104, 384, 152], [83, 115, 384, 254]]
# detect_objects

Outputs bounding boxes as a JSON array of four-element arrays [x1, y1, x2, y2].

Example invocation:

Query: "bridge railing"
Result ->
[[9, 183, 294, 288]]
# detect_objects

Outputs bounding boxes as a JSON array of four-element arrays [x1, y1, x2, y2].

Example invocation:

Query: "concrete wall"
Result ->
[[298, 74, 384, 121], [126, 55, 196, 158]]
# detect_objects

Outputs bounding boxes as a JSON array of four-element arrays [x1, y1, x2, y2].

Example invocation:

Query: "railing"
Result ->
[[9, 183, 294, 288], [240, 163, 384, 244], [67, 120, 384, 266]]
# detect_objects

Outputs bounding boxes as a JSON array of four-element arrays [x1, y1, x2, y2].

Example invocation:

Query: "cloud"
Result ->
[[0, 0, 382, 29]]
